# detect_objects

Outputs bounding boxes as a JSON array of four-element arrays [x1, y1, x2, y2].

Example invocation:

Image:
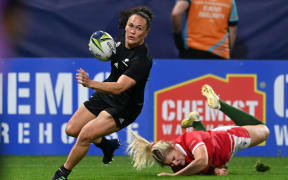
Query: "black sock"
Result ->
[[94, 137, 120, 164], [95, 136, 110, 151], [58, 165, 71, 177]]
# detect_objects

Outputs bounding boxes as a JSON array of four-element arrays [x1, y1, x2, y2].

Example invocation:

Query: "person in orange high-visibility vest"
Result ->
[[171, 0, 238, 59]]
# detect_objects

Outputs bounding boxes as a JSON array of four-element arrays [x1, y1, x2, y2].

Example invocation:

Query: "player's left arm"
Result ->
[[76, 68, 136, 94], [158, 144, 209, 176], [214, 167, 228, 176]]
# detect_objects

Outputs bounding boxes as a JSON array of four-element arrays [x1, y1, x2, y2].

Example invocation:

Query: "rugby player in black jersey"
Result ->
[[51, 6, 154, 180]]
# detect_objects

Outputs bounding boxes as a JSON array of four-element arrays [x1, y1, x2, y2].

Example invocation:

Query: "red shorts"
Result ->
[[213, 126, 251, 156]]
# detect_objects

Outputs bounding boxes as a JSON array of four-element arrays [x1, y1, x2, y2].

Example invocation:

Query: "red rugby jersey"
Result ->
[[171, 130, 232, 174]]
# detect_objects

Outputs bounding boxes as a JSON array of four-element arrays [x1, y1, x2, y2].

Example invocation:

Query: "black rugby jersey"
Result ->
[[98, 34, 152, 107]]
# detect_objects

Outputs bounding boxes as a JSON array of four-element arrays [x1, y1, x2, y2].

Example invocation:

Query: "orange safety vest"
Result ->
[[184, 0, 238, 59]]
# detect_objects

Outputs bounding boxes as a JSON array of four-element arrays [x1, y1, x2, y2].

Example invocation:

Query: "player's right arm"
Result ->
[[228, 0, 239, 50], [76, 68, 136, 95], [158, 144, 209, 176], [176, 144, 208, 176], [171, 0, 189, 51], [229, 25, 237, 49], [171, 0, 189, 33]]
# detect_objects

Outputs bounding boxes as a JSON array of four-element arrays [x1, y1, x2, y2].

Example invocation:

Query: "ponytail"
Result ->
[[127, 131, 174, 170], [127, 131, 155, 170]]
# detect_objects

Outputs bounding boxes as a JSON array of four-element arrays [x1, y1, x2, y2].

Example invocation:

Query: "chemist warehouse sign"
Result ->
[[154, 74, 266, 141]]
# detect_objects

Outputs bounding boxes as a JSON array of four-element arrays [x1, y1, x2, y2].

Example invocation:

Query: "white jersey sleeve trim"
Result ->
[[175, 144, 187, 156], [192, 142, 205, 154]]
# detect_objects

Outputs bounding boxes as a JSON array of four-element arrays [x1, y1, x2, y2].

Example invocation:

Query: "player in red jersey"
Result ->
[[127, 84, 269, 176]]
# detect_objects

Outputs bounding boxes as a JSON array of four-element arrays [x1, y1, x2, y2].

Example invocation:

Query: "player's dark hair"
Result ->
[[118, 6, 154, 29]]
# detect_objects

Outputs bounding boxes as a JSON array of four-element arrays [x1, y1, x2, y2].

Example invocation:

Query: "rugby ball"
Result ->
[[88, 30, 116, 61]]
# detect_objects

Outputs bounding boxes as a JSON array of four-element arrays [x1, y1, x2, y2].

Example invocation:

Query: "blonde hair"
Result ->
[[127, 131, 174, 170]]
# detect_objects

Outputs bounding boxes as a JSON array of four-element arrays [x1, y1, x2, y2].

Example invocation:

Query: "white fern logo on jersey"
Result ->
[[122, 58, 129, 67], [114, 62, 118, 69], [119, 118, 125, 124], [116, 41, 121, 47]]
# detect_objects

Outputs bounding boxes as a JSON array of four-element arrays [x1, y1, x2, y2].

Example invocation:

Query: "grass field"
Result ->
[[0, 156, 287, 180]]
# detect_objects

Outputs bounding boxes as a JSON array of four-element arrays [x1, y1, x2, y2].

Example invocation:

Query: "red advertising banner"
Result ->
[[154, 74, 266, 141]]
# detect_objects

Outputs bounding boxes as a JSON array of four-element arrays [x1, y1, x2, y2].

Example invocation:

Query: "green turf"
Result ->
[[0, 156, 287, 180]]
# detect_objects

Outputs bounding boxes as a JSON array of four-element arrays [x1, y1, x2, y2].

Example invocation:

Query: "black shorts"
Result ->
[[84, 92, 143, 129]]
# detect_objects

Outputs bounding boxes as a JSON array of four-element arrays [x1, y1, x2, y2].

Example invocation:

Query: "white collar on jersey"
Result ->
[[175, 144, 187, 156]]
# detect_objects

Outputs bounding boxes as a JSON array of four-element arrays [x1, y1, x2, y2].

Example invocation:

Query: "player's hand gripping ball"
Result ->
[[88, 30, 116, 61]]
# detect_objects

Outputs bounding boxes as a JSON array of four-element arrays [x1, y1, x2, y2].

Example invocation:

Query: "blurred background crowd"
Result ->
[[0, 0, 287, 59]]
